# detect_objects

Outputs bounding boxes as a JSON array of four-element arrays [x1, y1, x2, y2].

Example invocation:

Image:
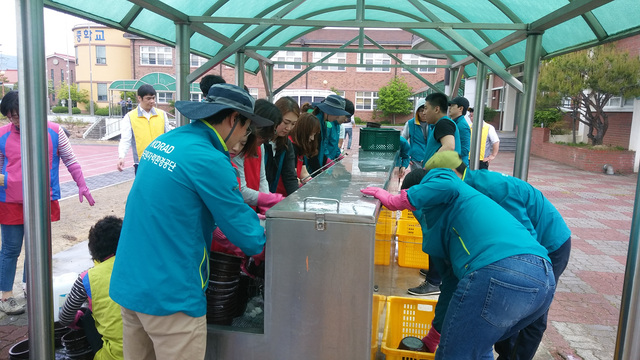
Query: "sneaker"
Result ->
[[408, 281, 441, 296], [0, 297, 26, 315], [419, 269, 428, 277]]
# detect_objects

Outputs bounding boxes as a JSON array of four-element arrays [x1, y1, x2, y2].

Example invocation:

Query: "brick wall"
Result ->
[[560, 111, 632, 148], [531, 128, 635, 173]]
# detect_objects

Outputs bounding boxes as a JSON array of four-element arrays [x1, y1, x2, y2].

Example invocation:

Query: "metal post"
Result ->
[[175, 22, 190, 127], [513, 33, 543, 180], [88, 24, 94, 116], [67, 31, 72, 115], [235, 51, 245, 89], [615, 174, 640, 359], [469, 62, 487, 170], [266, 63, 273, 102], [15, 0, 55, 358]]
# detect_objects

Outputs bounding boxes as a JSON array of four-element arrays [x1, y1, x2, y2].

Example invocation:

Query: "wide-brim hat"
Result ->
[[313, 94, 351, 116], [175, 84, 273, 127]]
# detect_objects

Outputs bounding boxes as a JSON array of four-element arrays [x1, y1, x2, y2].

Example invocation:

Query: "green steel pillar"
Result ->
[[16, 0, 55, 358], [236, 51, 245, 88], [469, 63, 487, 171], [175, 22, 190, 127], [266, 63, 274, 102], [513, 34, 543, 180]]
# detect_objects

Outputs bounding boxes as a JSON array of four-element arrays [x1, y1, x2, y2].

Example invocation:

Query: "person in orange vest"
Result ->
[[116, 85, 172, 174], [468, 107, 500, 169]]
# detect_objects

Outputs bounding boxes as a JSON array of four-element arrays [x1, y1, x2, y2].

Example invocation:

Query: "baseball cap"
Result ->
[[448, 97, 470, 111], [424, 151, 463, 171]]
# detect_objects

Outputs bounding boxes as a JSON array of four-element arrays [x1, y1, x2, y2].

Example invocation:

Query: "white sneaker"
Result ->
[[0, 297, 26, 315]]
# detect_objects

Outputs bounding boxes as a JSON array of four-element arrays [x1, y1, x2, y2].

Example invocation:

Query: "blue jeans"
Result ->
[[0, 224, 26, 292], [495, 238, 572, 360], [435, 254, 556, 360], [344, 128, 353, 149]]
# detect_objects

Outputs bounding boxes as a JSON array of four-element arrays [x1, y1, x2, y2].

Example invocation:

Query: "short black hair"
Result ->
[[424, 93, 448, 114], [344, 98, 355, 116], [468, 107, 474, 113], [401, 168, 429, 190], [88, 216, 123, 262], [200, 75, 226, 96], [137, 84, 156, 98], [0, 91, 19, 116]]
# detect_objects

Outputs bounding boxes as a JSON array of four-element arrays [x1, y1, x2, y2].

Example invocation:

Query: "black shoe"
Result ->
[[419, 269, 428, 277], [408, 281, 441, 296]]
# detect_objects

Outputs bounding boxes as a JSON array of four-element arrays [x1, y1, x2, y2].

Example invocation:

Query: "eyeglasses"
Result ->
[[245, 126, 253, 137]]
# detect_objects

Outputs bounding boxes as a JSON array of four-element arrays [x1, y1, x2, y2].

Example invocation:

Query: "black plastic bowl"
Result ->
[[8, 339, 29, 360]]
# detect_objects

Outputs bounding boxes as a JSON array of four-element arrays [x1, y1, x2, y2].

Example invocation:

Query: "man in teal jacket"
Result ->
[[424, 151, 571, 360], [110, 84, 273, 360], [361, 169, 556, 359]]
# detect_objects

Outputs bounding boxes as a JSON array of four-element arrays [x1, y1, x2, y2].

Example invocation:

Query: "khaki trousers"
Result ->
[[121, 307, 206, 360]]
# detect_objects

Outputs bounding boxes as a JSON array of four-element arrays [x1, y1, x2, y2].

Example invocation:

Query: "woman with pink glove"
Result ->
[[0, 91, 95, 315]]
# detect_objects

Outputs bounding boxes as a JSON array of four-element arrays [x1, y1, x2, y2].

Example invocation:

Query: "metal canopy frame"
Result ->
[[16, 0, 640, 359]]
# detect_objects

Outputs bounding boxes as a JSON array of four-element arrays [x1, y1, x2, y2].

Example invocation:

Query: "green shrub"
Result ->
[[72, 107, 81, 114], [95, 107, 110, 116], [354, 117, 365, 125], [52, 106, 69, 113], [534, 109, 566, 135]]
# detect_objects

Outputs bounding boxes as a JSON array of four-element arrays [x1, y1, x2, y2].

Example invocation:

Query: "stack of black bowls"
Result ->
[[61, 329, 94, 359], [207, 251, 243, 325], [54, 321, 71, 348]]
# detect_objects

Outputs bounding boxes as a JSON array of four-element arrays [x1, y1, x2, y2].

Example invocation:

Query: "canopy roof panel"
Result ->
[[45, 0, 640, 78]]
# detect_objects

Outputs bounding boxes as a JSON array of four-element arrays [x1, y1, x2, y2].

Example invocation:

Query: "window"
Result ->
[[61, 69, 64, 83], [97, 83, 108, 101], [96, 46, 106, 64], [50, 69, 54, 81], [355, 91, 378, 110], [274, 51, 302, 70], [248, 88, 258, 99], [357, 54, 391, 72], [70, 70, 74, 83], [312, 52, 346, 71], [605, 96, 635, 108], [75, 47, 79, 65], [191, 93, 202, 102], [141, 46, 173, 66], [190, 54, 207, 67], [157, 92, 173, 104], [401, 54, 436, 73]]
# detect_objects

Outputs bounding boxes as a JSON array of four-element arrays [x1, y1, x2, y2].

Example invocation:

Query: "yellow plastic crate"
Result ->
[[376, 217, 395, 236], [397, 235, 429, 269], [381, 296, 437, 360], [400, 209, 416, 220], [374, 239, 392, 265], [371, 294, 386, 360], [397, 219, 421, 236], [379, 206, 396, 219]]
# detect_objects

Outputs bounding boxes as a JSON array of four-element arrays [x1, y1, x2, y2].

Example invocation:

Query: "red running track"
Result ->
[[58, 143, 122, 183]]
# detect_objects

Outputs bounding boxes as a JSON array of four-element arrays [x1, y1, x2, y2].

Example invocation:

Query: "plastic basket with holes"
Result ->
[[381, 296, 437, 360]]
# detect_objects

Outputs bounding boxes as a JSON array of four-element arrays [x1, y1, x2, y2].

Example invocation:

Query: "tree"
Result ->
[[538, 44, 640, 145], [56, 81, 90, 107], [376, 76, 413, 124]]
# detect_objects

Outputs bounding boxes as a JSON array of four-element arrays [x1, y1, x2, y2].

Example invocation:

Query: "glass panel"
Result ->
[[97, 83, 108, 101], [96, 46, 106, 64], [500, 0, 564, 24], [438, 0, 511, 23]]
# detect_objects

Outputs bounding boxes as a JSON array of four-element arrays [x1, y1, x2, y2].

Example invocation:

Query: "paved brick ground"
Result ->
[[0, 134, 637, 359]]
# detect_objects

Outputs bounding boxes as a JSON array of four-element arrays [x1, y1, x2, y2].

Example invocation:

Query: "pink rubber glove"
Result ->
[[421, 324, 441, 353], [67, 163, 95, 206], [257, 192, 284, 213], [69, 309, 85, 330], [360, 187, 415, 211]]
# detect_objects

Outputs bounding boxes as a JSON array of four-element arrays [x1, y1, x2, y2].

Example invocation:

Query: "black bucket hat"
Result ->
[[313, 94, 351, 116], [175, 84, 273, 127]]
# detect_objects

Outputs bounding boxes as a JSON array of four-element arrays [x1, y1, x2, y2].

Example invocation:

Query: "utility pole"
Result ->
[[66, 29, 72, 115], [88, 24, 94, 115]]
